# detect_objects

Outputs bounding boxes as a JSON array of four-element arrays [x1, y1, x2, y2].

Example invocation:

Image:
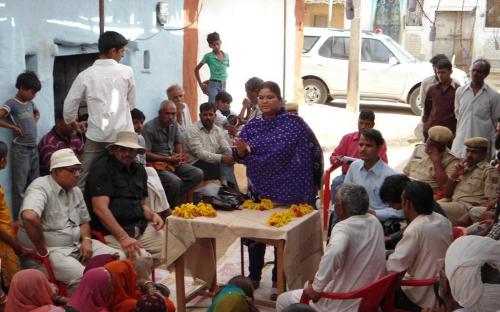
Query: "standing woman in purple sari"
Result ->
[[234, 81, 323, 299]]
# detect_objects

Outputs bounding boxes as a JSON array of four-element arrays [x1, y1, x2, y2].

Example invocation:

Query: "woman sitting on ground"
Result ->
[[208, 275, 259, 312], [5, 269, 65, 312], [67, 267, 112, 312], [103, 260, 175, 312]]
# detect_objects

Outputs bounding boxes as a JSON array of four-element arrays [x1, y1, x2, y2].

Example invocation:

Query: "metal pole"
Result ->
[[328, 0, 333, 27], [99, 0, 105, 34], [346, 0, 361, 113]]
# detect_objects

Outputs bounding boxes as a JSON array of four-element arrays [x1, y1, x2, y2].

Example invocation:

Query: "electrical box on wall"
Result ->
[[156, 2, 168, 26]]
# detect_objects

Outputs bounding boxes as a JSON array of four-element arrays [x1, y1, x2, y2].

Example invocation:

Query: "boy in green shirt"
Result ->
[[194, 32, 229, 103]]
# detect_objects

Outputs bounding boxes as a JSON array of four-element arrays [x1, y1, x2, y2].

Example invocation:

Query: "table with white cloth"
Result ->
[[162, 208, 324, 311]]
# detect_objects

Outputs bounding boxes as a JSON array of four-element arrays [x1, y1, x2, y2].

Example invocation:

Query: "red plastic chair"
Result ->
[[383, 276, 438, 312], [91, 229, 156, 282], [322, 163, 341, 230], [300, 271, 404, 312], [13, 222, 68, 296], [452, 226, 467, 240]]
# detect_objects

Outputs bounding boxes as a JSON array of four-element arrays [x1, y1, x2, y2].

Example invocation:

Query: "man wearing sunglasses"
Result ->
[[17, 148, 123, 293]]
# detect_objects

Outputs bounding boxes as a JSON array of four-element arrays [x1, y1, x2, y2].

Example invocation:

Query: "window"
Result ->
[[486, 0, 500, 28], [303, 36, 320, 53], [143, 50, 151, 70], [361, 39, 394, 63], [318, 36, 349, 59]]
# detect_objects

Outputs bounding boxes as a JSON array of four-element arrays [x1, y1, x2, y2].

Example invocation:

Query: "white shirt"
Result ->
[[63, 59, 136, 142], [185, 121, 231, 164], [312, 214, 386, 312], [178, 102, 193, 130], [452, 83, 500, 158], [387, 212, 452, 308]]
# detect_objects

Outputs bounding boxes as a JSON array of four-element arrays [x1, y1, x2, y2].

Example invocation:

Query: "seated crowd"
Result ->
[[0, 31, 499, 312]]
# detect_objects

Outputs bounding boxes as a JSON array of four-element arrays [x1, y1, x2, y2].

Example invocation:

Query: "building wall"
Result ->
[[194, 0, 299, 113], [304, 3, 344, 28], [0, 0, 184, 209], [401, 0, 500, 68]]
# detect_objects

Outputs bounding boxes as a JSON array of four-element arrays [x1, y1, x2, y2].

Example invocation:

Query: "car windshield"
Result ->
[[382, 36, 417, 63], [303, 36, 320, 53]]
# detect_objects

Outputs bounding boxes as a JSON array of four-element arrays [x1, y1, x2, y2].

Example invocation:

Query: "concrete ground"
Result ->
[[163, 101, 421, 311]]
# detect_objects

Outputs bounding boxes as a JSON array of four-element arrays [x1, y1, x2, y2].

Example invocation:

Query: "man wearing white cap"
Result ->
[[17, 148, 123, 293], [85, 131, 165, 279]]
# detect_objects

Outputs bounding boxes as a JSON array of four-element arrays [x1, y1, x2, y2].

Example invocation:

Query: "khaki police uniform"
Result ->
[[439, 161, 498, 222], [403, 144, 459, 192]]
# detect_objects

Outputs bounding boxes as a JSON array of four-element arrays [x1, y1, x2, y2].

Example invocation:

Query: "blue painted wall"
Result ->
[[0, 0, 184, 210]]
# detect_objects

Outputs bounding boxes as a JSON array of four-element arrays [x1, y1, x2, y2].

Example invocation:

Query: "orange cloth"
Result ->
[[104, 260, 140, 312], [4, 269, 56, 312], [164, 298, 176, 312], [0, 185, 20, 287]]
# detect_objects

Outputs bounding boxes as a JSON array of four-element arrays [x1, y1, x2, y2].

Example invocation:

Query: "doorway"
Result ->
[[432, 11, 474, 73], [53, 53, 99, 119]]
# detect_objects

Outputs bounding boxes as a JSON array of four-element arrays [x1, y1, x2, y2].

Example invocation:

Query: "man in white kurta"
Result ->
[[387, 180, 452, 309], [445, 235, 500, 312], [276, 184, 386, 312], [452, 59, 500, 158]]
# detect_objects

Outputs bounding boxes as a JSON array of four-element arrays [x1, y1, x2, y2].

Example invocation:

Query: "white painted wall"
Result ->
[[195, 0, 297, 113], [0, 0, 184, 209]]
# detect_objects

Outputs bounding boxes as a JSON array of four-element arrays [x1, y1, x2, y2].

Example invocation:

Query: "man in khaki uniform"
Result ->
[[403, 126, 459, 193], [440, 137, 498, 224]]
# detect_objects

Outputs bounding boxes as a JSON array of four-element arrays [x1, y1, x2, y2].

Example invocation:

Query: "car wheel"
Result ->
[[303, 78, 328, 104], [408, 86, 422, 115]]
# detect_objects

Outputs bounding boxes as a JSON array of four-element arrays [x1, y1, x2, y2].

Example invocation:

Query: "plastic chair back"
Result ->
[[301, 271, 403, 312]]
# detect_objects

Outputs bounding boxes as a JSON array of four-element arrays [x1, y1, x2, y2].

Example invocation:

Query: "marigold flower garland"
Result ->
[[266, 204, 314, 228], [172, 202, 217, 219], [241, 198, 274, 210]]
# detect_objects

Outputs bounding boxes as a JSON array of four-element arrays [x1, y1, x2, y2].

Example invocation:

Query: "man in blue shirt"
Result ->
[[344, 129, 404, 221]]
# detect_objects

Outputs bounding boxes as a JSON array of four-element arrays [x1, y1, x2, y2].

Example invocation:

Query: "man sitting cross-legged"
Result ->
[[85, 131, 165, 280], [185, 102, 236, 187], [143, 100, 203, 207], [276, 184, 386, 312], [17, 149, 123, 293]]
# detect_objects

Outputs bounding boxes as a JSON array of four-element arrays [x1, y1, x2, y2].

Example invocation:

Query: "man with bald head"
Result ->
[[143, 100, 203, 206]]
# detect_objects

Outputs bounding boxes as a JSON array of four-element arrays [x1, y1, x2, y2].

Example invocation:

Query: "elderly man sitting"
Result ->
[[387, 181, 452, 310], [17, 148, 123, 292], [440, 137, 498, 224], [85, 131, 165, 280], [276, 184, 386, 312]]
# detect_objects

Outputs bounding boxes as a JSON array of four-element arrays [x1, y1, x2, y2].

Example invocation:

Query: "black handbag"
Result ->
[[194, 184, 248, 211]]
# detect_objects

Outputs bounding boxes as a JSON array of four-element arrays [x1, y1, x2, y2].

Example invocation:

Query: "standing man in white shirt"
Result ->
[[387, 180, 452, 310], [277, 184, 386, 312], [63, 31, 136, 189], [452, 58, 500, 158]]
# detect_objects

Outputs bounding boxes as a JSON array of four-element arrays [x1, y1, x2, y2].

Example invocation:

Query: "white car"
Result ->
[[301, 27, 468, 115]]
